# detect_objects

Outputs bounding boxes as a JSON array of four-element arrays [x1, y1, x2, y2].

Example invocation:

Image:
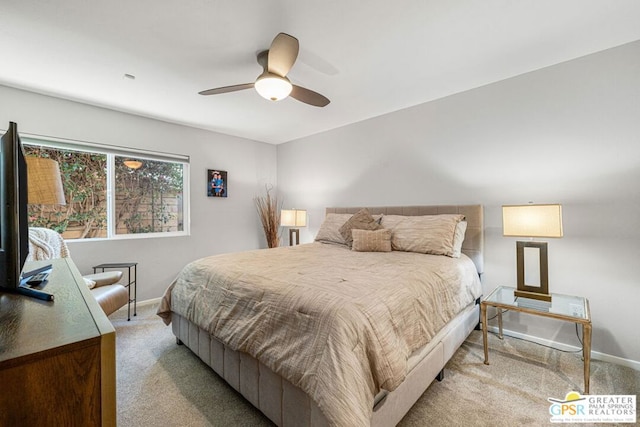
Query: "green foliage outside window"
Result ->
[[115, 157, 184, 234], [25, 146, 107, 238], [25, 145, 185, 239]]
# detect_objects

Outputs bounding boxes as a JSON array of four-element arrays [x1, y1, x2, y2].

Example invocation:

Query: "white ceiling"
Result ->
[[2, 1, 640, 145]]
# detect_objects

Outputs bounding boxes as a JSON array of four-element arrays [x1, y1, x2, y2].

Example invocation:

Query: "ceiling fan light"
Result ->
[[255, 74, 292, 101]]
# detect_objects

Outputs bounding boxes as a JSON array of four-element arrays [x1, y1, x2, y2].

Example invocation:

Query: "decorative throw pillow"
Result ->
[[351, 228, 392, 252], [339, 208, 382, 247], [84, 277, 97, 289], [381, 214, 465, 257], [315, 213, 353, 246]]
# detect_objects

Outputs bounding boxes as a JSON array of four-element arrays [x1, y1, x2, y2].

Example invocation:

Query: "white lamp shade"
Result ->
[[255, 73, 292, 101], [26, 156, 66, 205], [503, 204, 563, 238], [280, 209, 307, 227]]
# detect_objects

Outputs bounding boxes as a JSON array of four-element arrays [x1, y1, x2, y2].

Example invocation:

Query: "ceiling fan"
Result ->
[[199, 33, 330, 107]]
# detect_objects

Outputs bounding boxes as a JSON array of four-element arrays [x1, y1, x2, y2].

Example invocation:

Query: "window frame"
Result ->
[[22, 134, 190, 241]]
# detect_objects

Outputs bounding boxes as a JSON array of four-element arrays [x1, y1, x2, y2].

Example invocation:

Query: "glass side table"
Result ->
[[93, 262, 137, 321], [481, 285, 592, 393]]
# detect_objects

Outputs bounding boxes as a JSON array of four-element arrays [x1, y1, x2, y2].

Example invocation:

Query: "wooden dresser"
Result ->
[[0, 258, 116, 427]]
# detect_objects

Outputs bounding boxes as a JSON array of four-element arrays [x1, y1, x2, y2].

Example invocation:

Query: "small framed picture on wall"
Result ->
[[207, 169, 228, 198]]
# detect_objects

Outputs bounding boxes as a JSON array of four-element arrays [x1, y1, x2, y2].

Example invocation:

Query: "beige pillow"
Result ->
[[351, 228, 392, 252], [315, 213, 353, 246], [381, 214, 465, 257], [451, 220, 467, 258], [339, 208, 382, 247]]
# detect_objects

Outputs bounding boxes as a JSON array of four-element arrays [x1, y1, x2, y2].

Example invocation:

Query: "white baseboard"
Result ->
[[488, 326, 640, 372], [114, 296, 162, 314], [136, 297, 162, 307]]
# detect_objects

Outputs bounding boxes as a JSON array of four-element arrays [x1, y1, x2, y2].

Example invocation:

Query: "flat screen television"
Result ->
[[0, 121, 53, 301]]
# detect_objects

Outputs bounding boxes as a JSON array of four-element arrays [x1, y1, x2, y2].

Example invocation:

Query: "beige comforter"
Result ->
[[158, 242, 481, 427]]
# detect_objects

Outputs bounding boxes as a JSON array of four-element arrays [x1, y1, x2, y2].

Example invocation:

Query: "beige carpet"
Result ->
[[111, 303, 639, 426]]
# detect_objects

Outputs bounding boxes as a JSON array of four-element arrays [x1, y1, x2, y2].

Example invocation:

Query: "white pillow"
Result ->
[[83, 277, 97, 289]]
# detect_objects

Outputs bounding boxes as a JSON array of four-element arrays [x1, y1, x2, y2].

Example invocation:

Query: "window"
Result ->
[[24, 137, 189, 240], [114, 156, 184, 235]]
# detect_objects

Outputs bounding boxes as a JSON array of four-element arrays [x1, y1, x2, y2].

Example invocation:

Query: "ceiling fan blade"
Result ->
[[290, 85, 330, 107], [268, 33, 299, 77], [199, 83, 254, 96]]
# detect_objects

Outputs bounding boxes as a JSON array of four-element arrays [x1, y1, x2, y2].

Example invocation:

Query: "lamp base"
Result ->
[[514, 289, 552, 302], [515, 240, 551, 302], [288, 228, 300, 246]]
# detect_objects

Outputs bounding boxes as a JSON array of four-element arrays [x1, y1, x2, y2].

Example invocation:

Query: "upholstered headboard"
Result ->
[[325, 205, 484, 275]]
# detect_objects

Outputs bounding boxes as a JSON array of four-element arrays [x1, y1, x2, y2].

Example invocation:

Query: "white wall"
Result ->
[[277, 41, 640, 365], [1, 85, 277, 301]]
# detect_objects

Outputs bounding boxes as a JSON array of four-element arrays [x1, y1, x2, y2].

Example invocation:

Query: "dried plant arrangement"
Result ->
[[254, 185, 282, 248]]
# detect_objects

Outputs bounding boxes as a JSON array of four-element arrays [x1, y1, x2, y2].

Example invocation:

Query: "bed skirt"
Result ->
[[170, 301, 479, 427]]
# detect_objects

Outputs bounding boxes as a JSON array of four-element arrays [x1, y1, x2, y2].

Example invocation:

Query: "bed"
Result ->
[[157, 205, 484, 427]]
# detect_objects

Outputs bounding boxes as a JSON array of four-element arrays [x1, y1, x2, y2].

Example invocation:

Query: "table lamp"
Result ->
[[26, 157, 66, 205], [280, 209, 307, 246], [502, 204, 563, 302]]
